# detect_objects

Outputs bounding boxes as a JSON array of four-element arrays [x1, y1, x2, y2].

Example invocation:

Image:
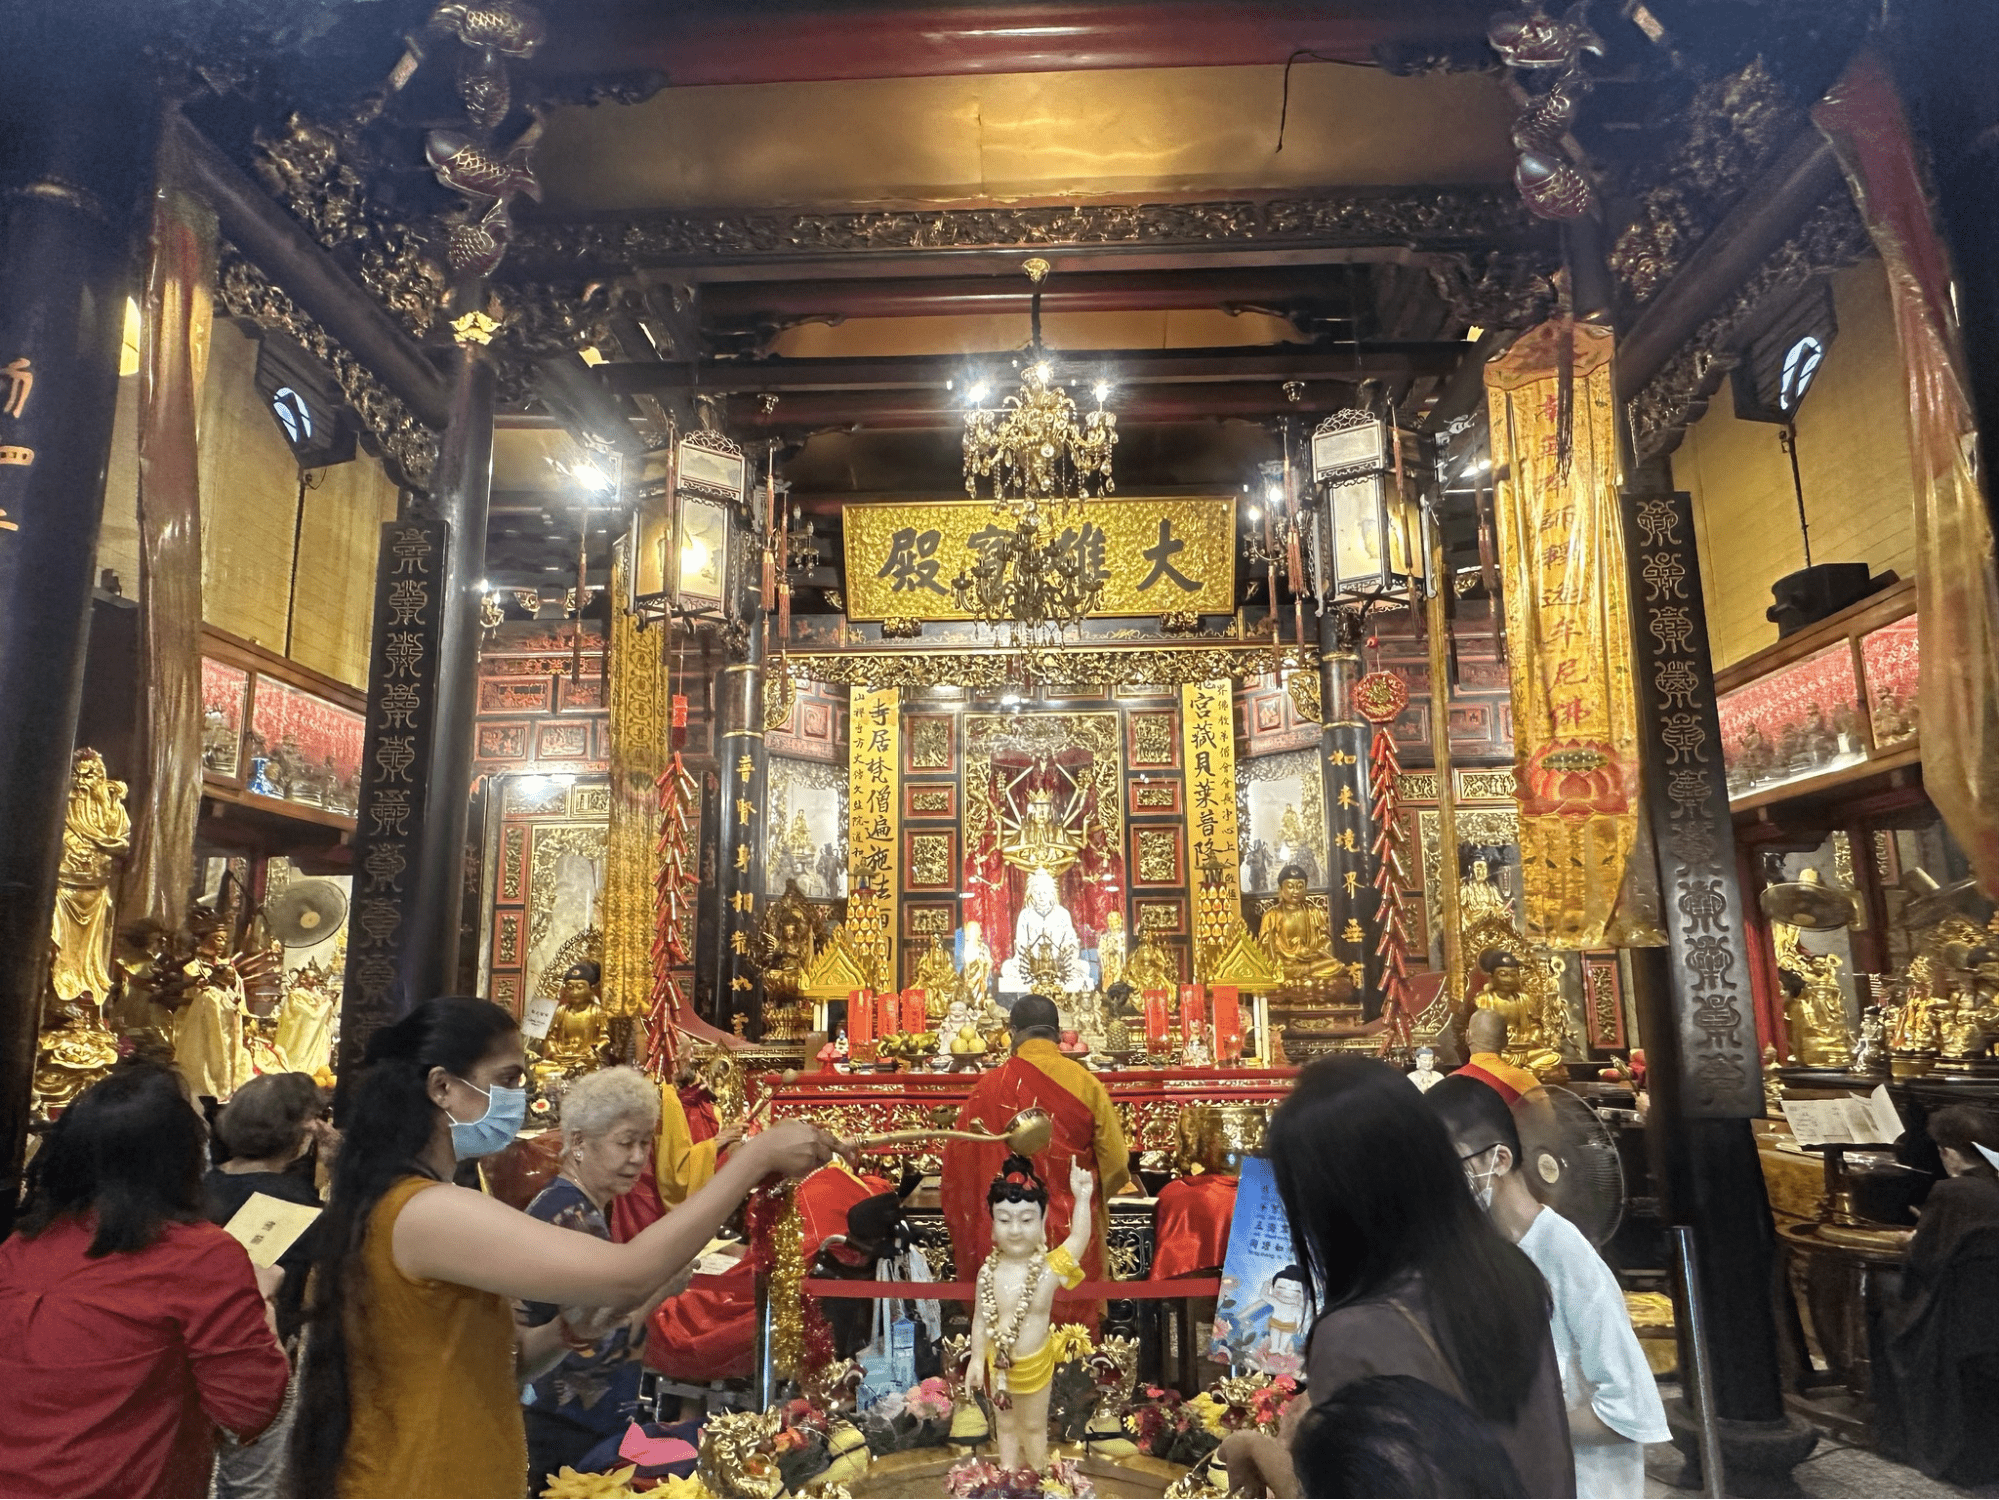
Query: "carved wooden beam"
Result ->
[[1614, 129, 1844, 405], [169, 113, 452, 431]]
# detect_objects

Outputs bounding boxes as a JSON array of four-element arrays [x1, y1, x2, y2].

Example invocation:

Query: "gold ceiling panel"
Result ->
[[537, 64, 1516, 213]]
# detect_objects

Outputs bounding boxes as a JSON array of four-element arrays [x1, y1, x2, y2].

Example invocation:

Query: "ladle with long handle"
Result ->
[[842, 1108, 1053, 1157]]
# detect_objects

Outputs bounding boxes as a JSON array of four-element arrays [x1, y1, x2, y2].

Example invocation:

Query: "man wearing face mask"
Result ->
[[1423, 1074, 1669, 1500], [288, 998, 840, 1499]]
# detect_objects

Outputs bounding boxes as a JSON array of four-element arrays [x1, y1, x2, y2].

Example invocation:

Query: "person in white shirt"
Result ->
[[1424, 1073, 1671, 1499]]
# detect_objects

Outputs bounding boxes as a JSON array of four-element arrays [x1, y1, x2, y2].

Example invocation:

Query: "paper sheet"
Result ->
[[1780, 1085, 1904, 1147], [222, 1192, 321, 1268]]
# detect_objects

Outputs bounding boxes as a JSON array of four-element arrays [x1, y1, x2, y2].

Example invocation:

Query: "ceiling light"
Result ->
[[1246, 506, 1262, 523], [966, 382, 990, 406], [570, 461, 610, 493], [1092, 380, 1112, 404]]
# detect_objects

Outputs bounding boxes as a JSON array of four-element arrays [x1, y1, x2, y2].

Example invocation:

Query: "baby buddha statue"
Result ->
[[535, 960, 610, 1084], [967, 1155, 1094, 1477]]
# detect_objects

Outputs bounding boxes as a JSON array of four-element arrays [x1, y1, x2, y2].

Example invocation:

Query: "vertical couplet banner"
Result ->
[[847, 685, 901, 976], [1181, 679, 1242, 903], [1486, 322, 1640, 948]]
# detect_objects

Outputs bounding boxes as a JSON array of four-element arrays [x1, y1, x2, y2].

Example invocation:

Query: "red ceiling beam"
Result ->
[[536, 2, 1490, 88]]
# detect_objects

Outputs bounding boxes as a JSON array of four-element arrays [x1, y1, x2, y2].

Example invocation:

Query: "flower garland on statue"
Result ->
[[974, 1249, 1049, 1408], [1353, 650, 1418, 1060]]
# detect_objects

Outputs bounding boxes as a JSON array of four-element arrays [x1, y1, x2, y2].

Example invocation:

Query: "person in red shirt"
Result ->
[[0, 1062, 290, 1498]]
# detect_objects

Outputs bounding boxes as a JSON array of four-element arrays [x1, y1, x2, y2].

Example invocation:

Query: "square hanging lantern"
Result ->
[[1311, 408, 1428, 602], [626, 430, 746, 624]]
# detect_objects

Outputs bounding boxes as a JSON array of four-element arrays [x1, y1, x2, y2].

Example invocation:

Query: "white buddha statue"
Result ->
[[1001, 868, 1087, 993]]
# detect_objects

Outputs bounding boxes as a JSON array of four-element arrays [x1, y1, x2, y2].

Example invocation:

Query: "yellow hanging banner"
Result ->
[[1485, 321, 1640, 948], [1181, 678, 1242, 902], [847, 685, 901, 976]]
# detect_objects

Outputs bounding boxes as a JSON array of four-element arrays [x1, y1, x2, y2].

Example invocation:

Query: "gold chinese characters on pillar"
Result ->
[[847, 685, 901, 978], [1485, 321, 1639, 948], [1182, 677, 1242, 910]]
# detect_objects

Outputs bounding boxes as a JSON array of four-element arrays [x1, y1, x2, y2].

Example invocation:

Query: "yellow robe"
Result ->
[[654, 1083, 719, 1207]]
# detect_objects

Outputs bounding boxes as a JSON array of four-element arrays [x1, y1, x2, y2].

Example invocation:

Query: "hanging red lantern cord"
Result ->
[[1353, 645, 1418, 1060], [645, 691, 700, 1079]]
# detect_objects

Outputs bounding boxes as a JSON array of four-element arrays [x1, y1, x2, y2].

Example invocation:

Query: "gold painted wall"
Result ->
[[196, 319, 399, 686], [1676, 257, 1919, 668]]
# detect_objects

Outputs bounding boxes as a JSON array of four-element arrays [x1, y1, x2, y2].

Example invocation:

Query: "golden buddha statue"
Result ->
[[914, 933, 961, 1022], [753, 882, 822, 1043], [32, 1006, 121, 1116], [171, 908, 254, 1101], [1458, 856, 1514, 954], [50, 749, 130, 1006], [1255, 865, 1344, 984], [1774, 925, 1854, 1068], [1473, 946, 1567, 1082], [535, 960, 610, 1083], [274, 961, 338, 1078], [1938, 990, 1988, 1067], [1098, 911, 1127, 989], [1124, 928, 1177, 994]]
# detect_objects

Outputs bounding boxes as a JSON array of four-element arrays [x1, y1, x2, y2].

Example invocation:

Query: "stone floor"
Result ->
[[1642, 1432, 1999, 1498]]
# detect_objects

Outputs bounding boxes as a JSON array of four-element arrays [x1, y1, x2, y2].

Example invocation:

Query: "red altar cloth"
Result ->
[[1149, 1172, 1240, 1280], [644, 1162, 887, 1383]]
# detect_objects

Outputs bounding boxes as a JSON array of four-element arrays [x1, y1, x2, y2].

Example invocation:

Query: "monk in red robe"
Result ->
[[942, 995, 1130, 1331]]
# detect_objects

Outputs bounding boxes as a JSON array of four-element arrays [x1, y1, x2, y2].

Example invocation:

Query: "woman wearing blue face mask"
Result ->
[[288, 997, 837, 1498]]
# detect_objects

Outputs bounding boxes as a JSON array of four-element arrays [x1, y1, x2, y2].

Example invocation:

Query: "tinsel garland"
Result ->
[[747, 1183, 833, 1384], [1363, 700, 1418, 1059]]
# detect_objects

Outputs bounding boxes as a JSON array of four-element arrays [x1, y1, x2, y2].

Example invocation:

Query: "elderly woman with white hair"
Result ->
[[517, 1066, 690, 1484]]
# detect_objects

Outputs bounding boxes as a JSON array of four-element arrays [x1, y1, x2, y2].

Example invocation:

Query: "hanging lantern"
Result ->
[[1310, 409, 1429, 603], [627, 430, 744, 624]]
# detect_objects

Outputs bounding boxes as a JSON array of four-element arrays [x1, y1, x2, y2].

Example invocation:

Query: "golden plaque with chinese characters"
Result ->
[[843, 497, 1237, 620]]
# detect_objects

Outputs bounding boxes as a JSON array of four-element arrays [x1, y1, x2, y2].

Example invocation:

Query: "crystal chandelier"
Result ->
[[956, 258, 1119, 671]]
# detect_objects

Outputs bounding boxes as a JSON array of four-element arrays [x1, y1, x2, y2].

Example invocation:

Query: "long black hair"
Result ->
[[288, 997, 519, 1498], [1293, 1374, 1528, 1497], [17, 1061, 205, 1256], [1263, 1055, 1549, 1425]]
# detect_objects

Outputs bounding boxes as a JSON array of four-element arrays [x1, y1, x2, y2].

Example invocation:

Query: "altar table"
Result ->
[[755, 1066, 1298, 1157]]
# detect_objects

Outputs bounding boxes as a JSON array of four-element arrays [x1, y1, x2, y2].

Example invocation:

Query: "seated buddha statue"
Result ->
[[535, 960, 610, 1084], [1474, 947, 1566, 1081], [1255, 865, 1344, 984]]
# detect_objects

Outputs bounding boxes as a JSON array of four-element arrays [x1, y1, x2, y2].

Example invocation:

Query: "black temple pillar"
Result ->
[[0, 57, 154, 1229]]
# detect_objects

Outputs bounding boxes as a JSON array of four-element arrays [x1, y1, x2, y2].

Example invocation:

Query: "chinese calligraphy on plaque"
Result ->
[[843, 497, 1236, 620]]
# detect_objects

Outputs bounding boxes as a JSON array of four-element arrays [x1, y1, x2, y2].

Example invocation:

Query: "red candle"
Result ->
[[1178, 983, 1206, 1038], [847, 988, 873, 1046], [901, 988, 927, 1033], [1212, 985, 1242, 1063], [1142, 990, 1170, 1051]]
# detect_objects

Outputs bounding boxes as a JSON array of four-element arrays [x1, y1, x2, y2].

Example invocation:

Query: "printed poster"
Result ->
[[1209, 1156, 1309, 1375]]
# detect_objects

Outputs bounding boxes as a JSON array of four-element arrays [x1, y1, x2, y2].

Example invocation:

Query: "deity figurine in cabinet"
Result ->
[[914, 933, 962, 1023], [966, 1156, 1093, 1476], [171, 907, 254, 1101]]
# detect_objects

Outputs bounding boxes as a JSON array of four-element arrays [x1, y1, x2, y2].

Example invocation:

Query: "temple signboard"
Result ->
[[842, 496, 1237, 620]]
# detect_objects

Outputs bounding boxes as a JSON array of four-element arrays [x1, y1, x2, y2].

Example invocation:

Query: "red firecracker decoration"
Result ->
[[1355, 665, 1418, 1060], [645, 748, 701, 1078]]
